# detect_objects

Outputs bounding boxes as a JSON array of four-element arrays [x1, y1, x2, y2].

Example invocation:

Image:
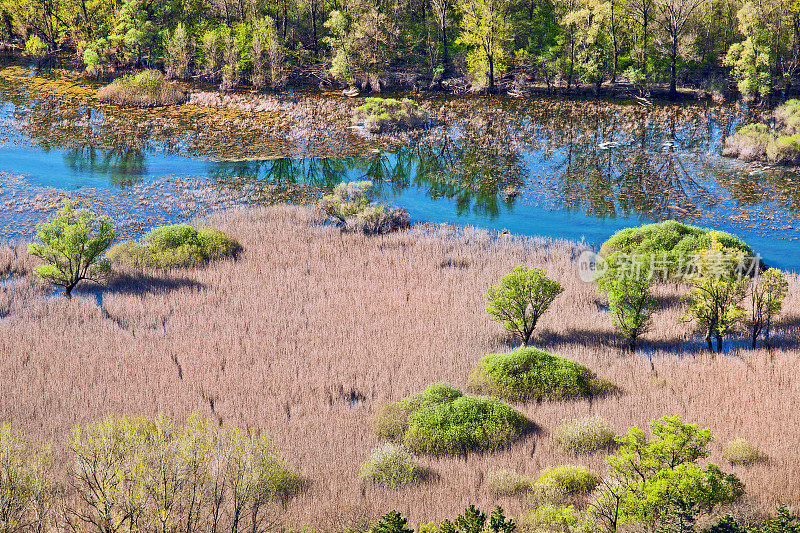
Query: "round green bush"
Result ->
[[598, 221, 754, 280], [536, 465, 599, 495], [552, 416, 616, 454], [374, 383, 529, 456], [722, 438, 763, 466], [467, 348, 616, 402], [359, 443, 423, 487], [107, 224, 241, 268]]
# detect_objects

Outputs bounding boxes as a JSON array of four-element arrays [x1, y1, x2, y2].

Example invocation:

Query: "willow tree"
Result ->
[[457, 0, 512, 92]]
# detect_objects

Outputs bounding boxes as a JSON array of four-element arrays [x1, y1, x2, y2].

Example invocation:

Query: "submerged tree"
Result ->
[[27, 199, 117, 297]]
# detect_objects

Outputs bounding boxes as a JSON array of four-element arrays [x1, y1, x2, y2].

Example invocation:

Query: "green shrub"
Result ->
[[487, 469, 535, 496], [374, 383, 529, 455], [468, 348, 616, 402], [519, 504, 589, 533], [97, 70, 188, 107], [353, 98, 429, 133], [0, 423, 55, 532], [536, 465, 599, 496], [722, 438, 763, 466], [107, 223, 241, 268], [25, 35, 47, 59], [552, 416, 616, 454], [359, 443, 424, 487], [767, 134, 800, 164], [598, 221, 754, 280], [774, 99, 800, 134], [319, 181, 409, 234], [722, 123, 774, 162]]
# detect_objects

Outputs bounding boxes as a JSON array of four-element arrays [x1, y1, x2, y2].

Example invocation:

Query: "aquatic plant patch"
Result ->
[[353, 97, 429, 134]]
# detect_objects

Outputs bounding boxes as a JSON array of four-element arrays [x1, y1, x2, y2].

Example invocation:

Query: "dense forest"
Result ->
[[0, 0, 798, 97]]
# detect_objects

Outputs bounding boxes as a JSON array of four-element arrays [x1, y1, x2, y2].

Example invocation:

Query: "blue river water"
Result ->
[[1, 68, 799, 272]]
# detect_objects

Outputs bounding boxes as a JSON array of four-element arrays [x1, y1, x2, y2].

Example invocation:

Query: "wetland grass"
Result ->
[[2, 206, 800, 527]]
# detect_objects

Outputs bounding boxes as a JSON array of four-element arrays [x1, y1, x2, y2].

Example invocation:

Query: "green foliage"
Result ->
[[598, 221, 754, 280], [107, 223, 240, 269], [752, 507, 800, 533], [468, 348, 616, 402], [165, 22, 192, 80], [766, 134, 800, 164], [722, 438, 763, 466], [485, 266, 564, 346], [520, 504, 588, 533], [552, 416, 616, 455], [359, 443, 424, 487], [456, 0, 512, 90], [487, 469, 535, 496], [24, 34, 47, 58], [68, 414, 301, 533], [374, 383, 529, 455], [97, 69, 187, 107], [537, 465, 599, 496], [724, 101, 800, 164], [683, 235, 748, 353], [724, 1, 776, 98], [319, 181, 410, 235], [702, 514, 747, 533], [590, 416, 744, 532], [722, 123, 775, 162], [750, 268, 788, 348], [250, 16, 285, 89], [371, 510, 415, 533], [596, 254, 658, 352], [0, 423, 55, 533], [27, 199, 117, 297], [353, 98, 429, 133]]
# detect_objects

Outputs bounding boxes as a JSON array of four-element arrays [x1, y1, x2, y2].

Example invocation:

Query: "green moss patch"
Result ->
[[107, 223, 240, 268], [374, 383, 529, 455], [467, 348, 616, 402]]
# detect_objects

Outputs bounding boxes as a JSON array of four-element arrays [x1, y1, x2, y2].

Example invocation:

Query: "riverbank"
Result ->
[[2, 204, 800, 528]]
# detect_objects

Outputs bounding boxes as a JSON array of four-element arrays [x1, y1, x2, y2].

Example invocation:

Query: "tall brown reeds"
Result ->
[[1, 205, 799, 529]]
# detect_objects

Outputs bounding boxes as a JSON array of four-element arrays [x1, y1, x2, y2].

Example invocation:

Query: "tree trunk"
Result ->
[[705, 331, 713, 352], [669, 36, 678, 99], [715, 332, 723, 353], [488, 53, 495, 93], [441, 12, 448, 65]]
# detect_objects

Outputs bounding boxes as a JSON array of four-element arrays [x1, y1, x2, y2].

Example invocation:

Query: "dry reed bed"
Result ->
[[1, 206, 799, 529]]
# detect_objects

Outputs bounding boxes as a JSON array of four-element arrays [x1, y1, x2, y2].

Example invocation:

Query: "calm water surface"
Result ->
[[2, 65, 799, 271]]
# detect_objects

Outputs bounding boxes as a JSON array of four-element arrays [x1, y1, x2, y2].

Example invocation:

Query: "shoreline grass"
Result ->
[[1, 205, 799, 527]]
